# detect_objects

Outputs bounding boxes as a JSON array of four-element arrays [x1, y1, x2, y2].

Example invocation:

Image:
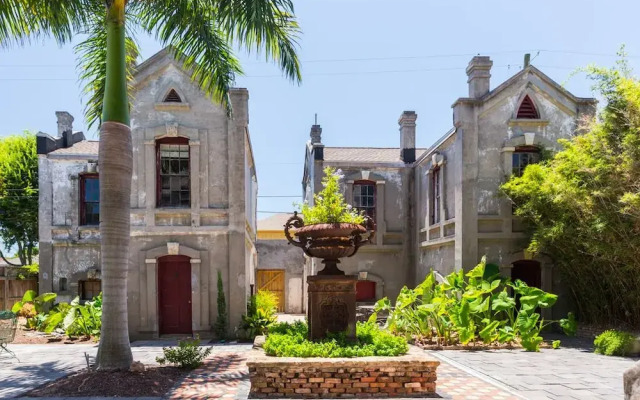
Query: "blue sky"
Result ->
[[1, 0, 638, 219]]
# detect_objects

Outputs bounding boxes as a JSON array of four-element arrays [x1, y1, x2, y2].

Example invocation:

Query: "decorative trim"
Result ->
[[190, 259, 202, 264], [145, 258, 156, 264], [154, 103, 191, 111]]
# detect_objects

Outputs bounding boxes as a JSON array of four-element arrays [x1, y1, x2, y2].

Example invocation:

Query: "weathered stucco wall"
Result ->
[[39, 48, 256, 339], [256, 239, 305, 313]]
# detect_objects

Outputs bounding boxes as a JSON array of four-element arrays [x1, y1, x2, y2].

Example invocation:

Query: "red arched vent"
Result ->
[[163, 89, 182, 103], [516, 95, 539, 119]]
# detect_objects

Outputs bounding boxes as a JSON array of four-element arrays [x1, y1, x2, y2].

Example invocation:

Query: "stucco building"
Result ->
[[301, 56, 596, 318], [37, 49, 257, 339]]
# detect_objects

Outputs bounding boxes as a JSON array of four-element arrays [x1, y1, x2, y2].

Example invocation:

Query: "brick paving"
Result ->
[[167, 352, 250, 400], [166, 347, 520, 400]]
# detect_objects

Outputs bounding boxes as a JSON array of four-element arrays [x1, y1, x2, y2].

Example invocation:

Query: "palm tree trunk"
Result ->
[[96, 0, 133, 371]]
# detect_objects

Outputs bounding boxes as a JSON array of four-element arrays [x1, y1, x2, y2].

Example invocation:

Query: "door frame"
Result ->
[[158, 255, 192, 335], [139, 242, 206, 337]]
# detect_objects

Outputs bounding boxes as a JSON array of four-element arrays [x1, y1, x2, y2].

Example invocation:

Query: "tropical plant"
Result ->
[[16, 263, 39, 280], [0, 0, 301, 370], [0, 133, 38, 266], [501, 54, 640, 327], [298, 167, 365, 225], [594, 330, 637, 357], [264, 321, 408, 358], [215, 270, 228, 340], [11, 290, 57, 330], [44, 294, 103, 337], [239, 290, 278, 339], [156, 336, 213, 369], [369, 257, 568, 352]]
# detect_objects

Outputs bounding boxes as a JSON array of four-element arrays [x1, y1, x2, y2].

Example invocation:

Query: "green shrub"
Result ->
[[263, 322, 408, 358], [11, 290, 56, 329], [214, 270, 227, 340], [239, 290, 278, 340], [559, 312, 578, 336], [156, 336, 213, 369], [594, 330, 636, 356], [298, 167, 365, 224], [552, 340, 561, 349], [43, 294, 102, 337], [368, 257, 569, 352], [256, 290, 279, 315]]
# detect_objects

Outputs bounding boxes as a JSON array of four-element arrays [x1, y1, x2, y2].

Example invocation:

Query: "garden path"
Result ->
[[429, 334, 637, 399]]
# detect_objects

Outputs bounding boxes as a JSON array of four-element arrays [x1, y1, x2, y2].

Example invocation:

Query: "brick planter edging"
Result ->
[[247, 337, 440, 398]]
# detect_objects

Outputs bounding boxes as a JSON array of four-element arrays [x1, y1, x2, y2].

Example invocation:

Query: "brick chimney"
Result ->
[[56, 111, 74, 148], [310, 124, 324, 160], [466, 56, 493, 98], [399, 111, 417, 163]]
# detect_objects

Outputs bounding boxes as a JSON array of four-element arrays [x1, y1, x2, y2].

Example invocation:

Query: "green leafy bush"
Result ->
[[156, 336, 213, 368], [263, 321, 408, 358], [239, 290, 278, 340], [11, 290, 56, 329], [44, 294, 102, 337], [501, 57, 640, 326], [559, 312, 578, 336], [552, 340, 561, 349], [594, 330, 636, 356], [16, 263, 39, 280], [298, 167, 365, 224], [369, 257, 571, 352], [12, 289, 102, 338]]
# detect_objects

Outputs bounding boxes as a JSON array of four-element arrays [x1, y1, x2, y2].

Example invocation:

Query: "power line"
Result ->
[[0, 49, 636, 69]]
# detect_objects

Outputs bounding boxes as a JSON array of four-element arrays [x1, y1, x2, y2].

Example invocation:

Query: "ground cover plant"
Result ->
[[368, 257, 574, 352], [263, 321, 408, 358], [594, 330, 637, 356]]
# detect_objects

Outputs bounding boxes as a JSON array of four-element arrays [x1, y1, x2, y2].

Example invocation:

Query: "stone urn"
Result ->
[[284, 212, 375, 275], [285, 212, 375, 340]]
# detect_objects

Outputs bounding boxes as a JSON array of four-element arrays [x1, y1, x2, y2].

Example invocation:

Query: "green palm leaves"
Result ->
[[0, 0, 301, 127]]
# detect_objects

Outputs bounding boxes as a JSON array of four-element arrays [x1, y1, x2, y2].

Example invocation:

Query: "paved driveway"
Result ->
[[430, 340, 637, 400], [0, 341, 195, 399]]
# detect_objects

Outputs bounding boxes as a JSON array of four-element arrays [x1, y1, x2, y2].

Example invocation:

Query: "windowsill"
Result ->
[[155, 207, 192, 211]]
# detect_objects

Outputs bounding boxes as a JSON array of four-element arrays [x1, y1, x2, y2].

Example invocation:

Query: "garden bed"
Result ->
[[13, 317, 96, 344], [249, 336, 439, 398], [23, 366, 188, 397]]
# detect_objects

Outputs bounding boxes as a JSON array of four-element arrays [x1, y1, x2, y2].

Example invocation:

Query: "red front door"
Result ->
[[158, 255, 192, 334]]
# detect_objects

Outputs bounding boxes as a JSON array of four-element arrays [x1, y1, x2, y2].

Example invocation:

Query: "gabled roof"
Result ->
[[455, 64, 597, 107], [324, 147, 428, 164], [258, 213, 294, 231], [48, 140, 99, 157]]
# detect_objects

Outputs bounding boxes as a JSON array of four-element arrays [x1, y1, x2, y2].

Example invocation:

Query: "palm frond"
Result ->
[[0, 0, 91, 48], [134, 0, 242, 114], [75, 9, 139, 130], [214, 0, 302, 82]]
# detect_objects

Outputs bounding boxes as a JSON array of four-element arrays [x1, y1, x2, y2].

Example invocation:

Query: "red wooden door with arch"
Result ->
[[158, 255, 192, 334]]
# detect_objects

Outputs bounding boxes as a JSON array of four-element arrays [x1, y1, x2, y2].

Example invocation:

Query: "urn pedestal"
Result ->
[[307, 275, 358, 341]]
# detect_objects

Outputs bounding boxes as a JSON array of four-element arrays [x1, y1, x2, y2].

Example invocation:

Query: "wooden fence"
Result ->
[[0, 266, 37, 310]]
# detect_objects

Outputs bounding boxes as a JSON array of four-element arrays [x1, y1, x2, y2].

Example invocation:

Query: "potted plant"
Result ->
[[285, 167, 375, 275]]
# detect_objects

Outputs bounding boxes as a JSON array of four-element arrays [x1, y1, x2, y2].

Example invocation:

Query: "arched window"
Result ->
[[353, 180, 376, 222], [156, 137, 190, 207], [163, 89, 182, 103], [512, 146, 540, 177], [516, 95, 539, 119]]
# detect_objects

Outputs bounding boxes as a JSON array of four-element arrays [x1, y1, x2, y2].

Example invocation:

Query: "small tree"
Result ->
[[501, 56, 640, 326], [214, 270, 228, 339], [0, 133, 38, 266]]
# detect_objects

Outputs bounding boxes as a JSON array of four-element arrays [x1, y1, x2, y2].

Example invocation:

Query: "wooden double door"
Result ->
[[256, 269, 285, 312], [158, 255, 192, 334]]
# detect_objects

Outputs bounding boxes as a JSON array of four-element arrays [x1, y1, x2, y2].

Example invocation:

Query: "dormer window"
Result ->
[[516, 95, 539, 119], [163, 89, 182, 103]]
